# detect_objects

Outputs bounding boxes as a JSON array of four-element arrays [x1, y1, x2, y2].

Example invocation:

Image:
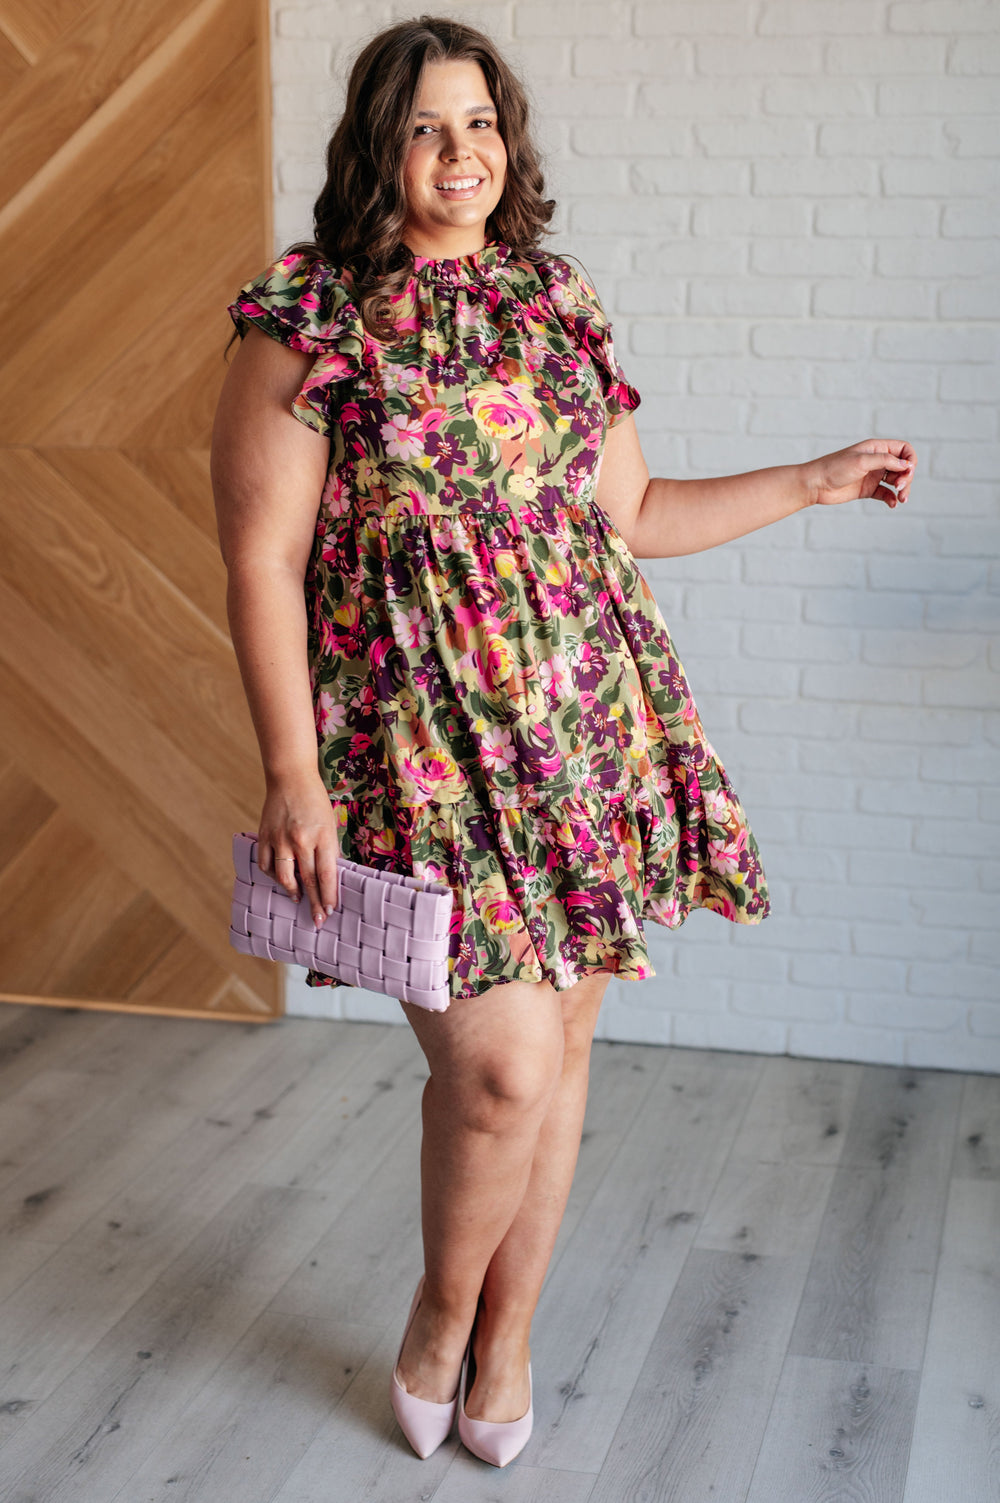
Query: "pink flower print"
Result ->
[[400, 605, 433, 649], [708, 829, 747, 875], [316, 692, 347, 736], [478, 724, 515, 772], [647, 893, 681, 925], [381, 364, 423, 397], [381, 414, 425, 459], [538, 652, 570, 700]]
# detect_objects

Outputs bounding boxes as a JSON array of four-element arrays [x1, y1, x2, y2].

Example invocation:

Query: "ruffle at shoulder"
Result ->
[[534, 255, 641, 427], [227, 252, 367, 437]]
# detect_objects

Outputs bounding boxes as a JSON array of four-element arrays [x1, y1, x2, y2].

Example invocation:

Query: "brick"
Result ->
[[922, 668, 1000, 711], [743, 622, 858, 664], [634, 240, 747, 277], [868, 556, 987, 593], [909, 961, 997, 1001], [906, 1032, 1000, 1073], [803, 591, 923, 629], [859, 704, 981, 745], [680, 656, 800, 699], [740, 698, 855, 740], [815, 198, 940, 237], [748, 397, 873, 437], [788, 1021, 906, 1066], [912, 818, 985, 856], [732, 982, 843, 1022], [693, 198, 810, 237], [848, 993, 964, 1031], [883, 160, 1000, 198], [745, 550, 865, 589], [696, 119, 815, 157], [754, 915, 852, 952], [877, 326, 998, 363], [696, 38, 823, 75], [677, 946, 788, 982], [690, 356, 811, 398], [819, 118, 946, 158], [971, 931, 1000, 965], [631, 159, 750, 196], [635, 1, 752, 36], [875, 398, 995, 439], [969, 1004, 1000, 1037], [919, 746, 999, 784], [826, 37, 947, 74], [801, 811, 914, 852], [690, 278, 811, 317], [814, 278, 935, 319], [514, 1, 621, 37], [751, 239, 874, 277], [879, 77, 1000, 114], [943, 122, 1000, 161], [925, 592, 1000, 633], [858, 781, 978, 820], [939, 364, 1000, 400], [638, 77, 758, 117], [761, 0, 884, 31], [672, 1012, 789, 1054], [754, 159, 879, 196], [912, 894, 995, 931], [796, 879, 912, 924], [861, 630, 981, 669], [800, 741, 920, 780], [685, 583, 801, 624], [792, 953, 907, 991], [939, 284, 1000, 321], [570, 198, 687, 236], [851, 922, 969, 962], [571, 119, 690, 157], [848, 849, 964, 889], [751, 321, 871, 360], [549, 158, 630, 196], [535, 81, 634, 118], [574, 37, 689, 76], [888, 1, 1000, 32], [630, 321, 746, 358], [765, 78, 875, 116]]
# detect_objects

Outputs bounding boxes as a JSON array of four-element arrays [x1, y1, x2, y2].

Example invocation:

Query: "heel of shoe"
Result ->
[[457, 1350, 533, 1469], [389, 1277, 459, 1459]]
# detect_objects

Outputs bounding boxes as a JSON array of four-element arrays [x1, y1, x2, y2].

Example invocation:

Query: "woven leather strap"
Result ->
[[228, 832, 453, 1011]]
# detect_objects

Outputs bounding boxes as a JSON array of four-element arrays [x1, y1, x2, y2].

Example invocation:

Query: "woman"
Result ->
[[211, 15, 915, 1469]]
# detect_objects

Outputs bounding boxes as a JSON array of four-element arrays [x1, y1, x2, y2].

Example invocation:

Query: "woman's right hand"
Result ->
[[256, 772, 340, 928]]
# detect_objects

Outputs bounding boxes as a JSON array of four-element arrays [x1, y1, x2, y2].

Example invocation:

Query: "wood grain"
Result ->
[[0, 0, 273, 1018]]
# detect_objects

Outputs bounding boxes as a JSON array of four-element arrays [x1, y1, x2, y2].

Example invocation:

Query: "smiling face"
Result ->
[[401, 57, 508, 260]]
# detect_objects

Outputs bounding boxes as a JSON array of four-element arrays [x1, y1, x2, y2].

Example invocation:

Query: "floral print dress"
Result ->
[[228, 241, 769, 1001]]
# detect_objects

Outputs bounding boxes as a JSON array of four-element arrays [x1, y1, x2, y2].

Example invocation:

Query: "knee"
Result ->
[[457, 1046, 563, 1134]]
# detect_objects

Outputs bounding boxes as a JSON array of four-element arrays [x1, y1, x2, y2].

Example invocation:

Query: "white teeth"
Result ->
[[435, 177, 482, 190]]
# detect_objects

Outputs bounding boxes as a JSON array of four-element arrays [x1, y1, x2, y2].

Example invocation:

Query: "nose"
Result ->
[[439, 127, 470, 162]]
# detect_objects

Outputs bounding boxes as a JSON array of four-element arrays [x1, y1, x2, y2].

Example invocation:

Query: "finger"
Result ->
[[272, 852, 299, 900], [316, 841, 340, 916], [295, 852, 325, 928]]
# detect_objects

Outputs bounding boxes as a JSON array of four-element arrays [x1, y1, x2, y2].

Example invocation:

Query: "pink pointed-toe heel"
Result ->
[[390, 1277, 460, 1459], [457, 1339, 534, 1469]]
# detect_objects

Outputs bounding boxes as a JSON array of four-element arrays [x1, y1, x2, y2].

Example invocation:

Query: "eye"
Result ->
[[471, 118, 495, 129], [412, 124, 435, 136]]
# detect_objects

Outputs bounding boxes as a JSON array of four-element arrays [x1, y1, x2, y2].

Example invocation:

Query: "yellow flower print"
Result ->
[[508, 465, 540, 500], [467, 379, 543, 441]]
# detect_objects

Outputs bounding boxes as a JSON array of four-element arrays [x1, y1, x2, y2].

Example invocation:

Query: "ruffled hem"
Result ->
[[302, 772, 768, 1003]]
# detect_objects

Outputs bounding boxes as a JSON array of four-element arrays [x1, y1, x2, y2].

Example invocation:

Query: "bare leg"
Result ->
[[394, 975, 567, 1404], [464, 970, 610, 1420]]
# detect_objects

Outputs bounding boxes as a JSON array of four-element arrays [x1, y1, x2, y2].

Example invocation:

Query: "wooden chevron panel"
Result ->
[[0, 0, 282, 1019]]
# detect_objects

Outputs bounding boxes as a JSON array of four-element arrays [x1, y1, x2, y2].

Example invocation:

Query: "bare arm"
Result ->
[[211, 324, 338, 925], [594, 415, 916, 558]]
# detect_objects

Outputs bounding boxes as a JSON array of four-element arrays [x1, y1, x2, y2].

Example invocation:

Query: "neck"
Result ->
[[403, 229, 490, 261]]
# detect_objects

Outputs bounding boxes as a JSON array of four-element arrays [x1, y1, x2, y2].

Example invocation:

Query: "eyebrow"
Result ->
[[415, 105, 496, 119]]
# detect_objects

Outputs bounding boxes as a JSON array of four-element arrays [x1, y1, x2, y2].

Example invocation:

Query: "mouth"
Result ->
[[433, 176, 485, 200]]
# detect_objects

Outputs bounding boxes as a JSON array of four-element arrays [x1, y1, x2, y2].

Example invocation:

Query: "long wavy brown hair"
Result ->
[[285, 14, 556, 341]]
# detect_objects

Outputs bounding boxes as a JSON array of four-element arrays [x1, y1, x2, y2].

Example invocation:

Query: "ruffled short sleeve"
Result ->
[[227, 251, 366, 437], [536, 256, 641, 428]]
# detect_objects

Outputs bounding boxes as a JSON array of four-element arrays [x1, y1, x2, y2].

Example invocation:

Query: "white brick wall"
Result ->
[[272, 0, 1000, 1073]]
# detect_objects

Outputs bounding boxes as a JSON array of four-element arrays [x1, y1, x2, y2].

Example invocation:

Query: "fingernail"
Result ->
[[326, 904, 334, 916]]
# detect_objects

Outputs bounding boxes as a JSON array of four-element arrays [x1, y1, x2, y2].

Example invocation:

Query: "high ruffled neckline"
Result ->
[[411, 241, 511, 287]]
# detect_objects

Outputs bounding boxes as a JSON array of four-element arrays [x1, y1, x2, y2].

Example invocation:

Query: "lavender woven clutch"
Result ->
[[228, 832, 454, 1011]]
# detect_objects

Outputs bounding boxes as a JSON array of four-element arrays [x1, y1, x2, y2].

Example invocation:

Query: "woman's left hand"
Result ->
[[803, 439, 917, 510]]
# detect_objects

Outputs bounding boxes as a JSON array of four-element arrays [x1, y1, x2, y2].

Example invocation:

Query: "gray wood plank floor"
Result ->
[[0, 1003, 997, 1503]]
